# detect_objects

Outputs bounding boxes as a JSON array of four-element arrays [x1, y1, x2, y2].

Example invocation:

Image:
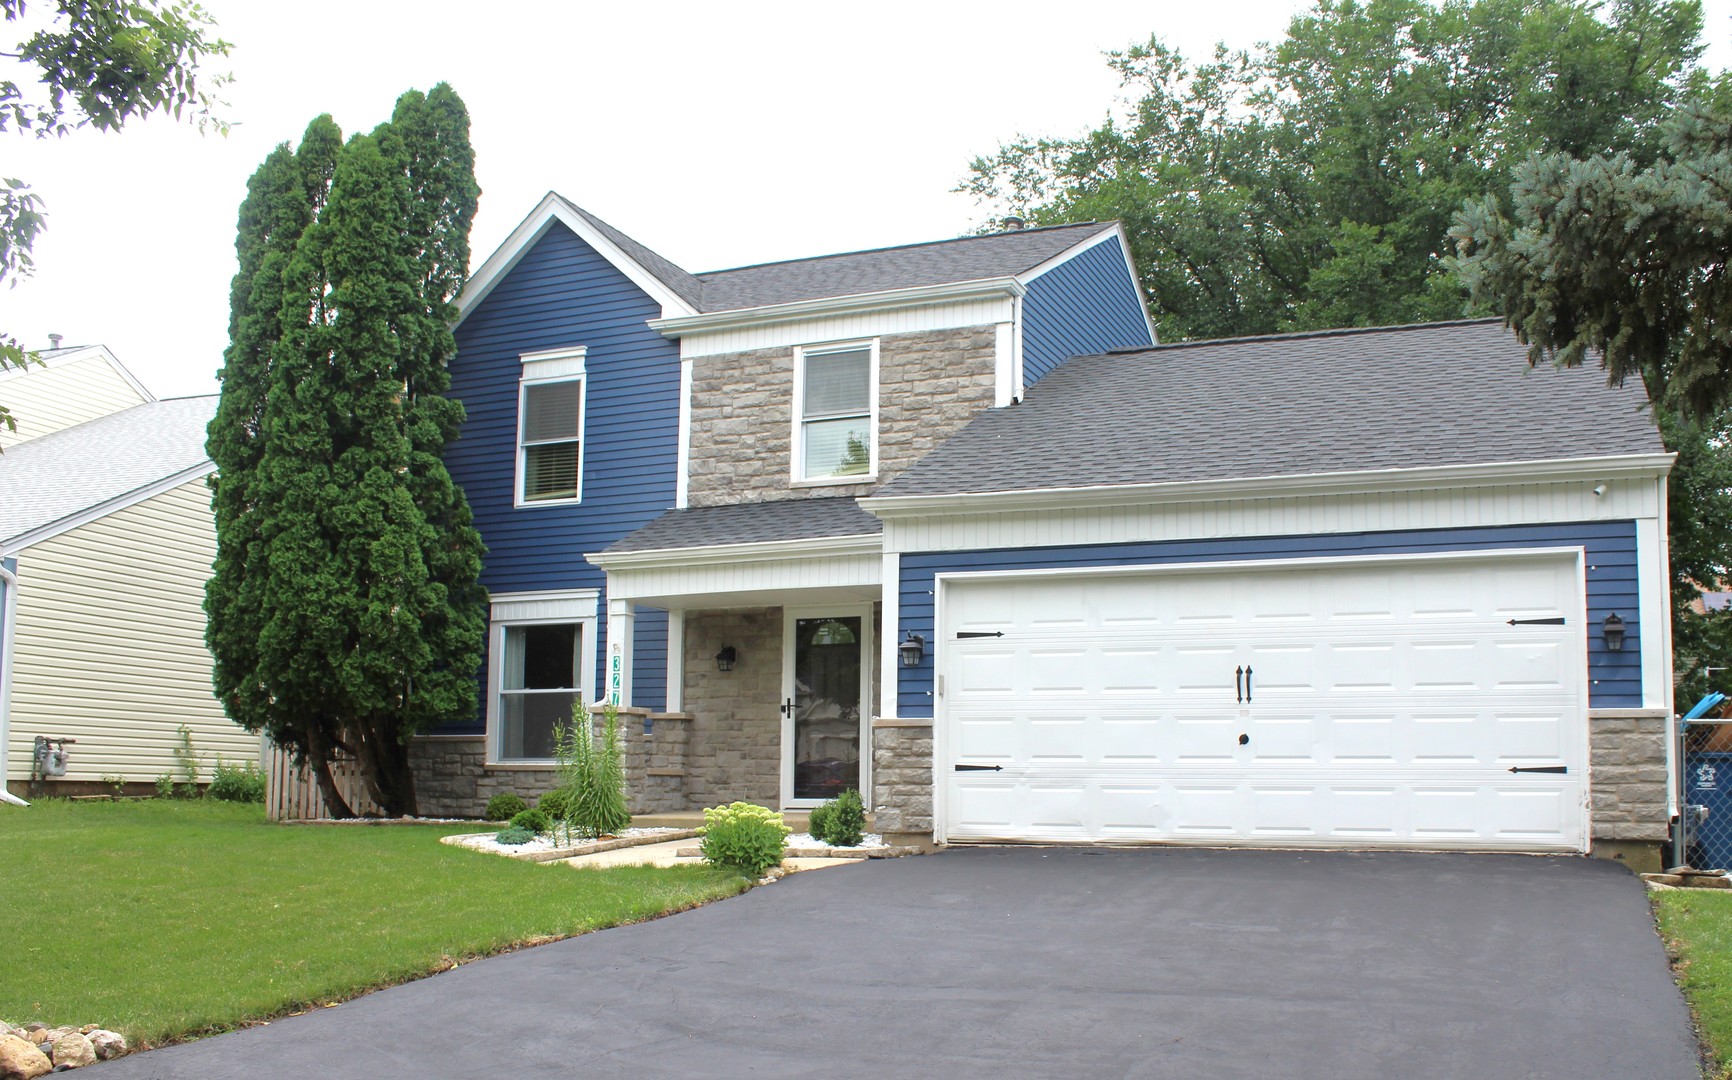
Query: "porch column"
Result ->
[[607, 598, 634, 707], [665, 608, 685, 713]]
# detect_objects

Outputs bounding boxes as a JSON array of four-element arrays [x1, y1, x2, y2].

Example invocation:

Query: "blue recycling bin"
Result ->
[[1685, 751, 1732, 870]]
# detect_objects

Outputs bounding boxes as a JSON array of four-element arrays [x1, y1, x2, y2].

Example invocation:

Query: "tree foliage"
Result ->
[[1452, 88, 1732, 701], [0, 0, 229, 432], [205, 85, 487, 818], [960, 0, 1705, 342]]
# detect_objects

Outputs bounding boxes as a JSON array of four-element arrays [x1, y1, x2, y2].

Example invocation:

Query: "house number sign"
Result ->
[[609, 643, 623, 706]]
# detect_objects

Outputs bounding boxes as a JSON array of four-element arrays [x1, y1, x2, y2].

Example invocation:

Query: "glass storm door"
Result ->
[[785, 613, 866, 804]]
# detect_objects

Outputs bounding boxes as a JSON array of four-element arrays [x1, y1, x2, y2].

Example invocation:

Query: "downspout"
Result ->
[[0, 555, 25, 806]]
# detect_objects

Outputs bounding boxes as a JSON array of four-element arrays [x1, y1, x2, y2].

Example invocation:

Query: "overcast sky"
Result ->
[[4, 0, 1730, 399]]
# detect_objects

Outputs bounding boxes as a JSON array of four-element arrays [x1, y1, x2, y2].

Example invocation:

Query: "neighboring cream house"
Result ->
[[0, 347, 252, 797]]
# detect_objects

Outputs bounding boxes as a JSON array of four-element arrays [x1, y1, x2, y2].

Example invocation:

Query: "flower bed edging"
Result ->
[[442, 828, 700, 863], [675, 844, 924, 860]]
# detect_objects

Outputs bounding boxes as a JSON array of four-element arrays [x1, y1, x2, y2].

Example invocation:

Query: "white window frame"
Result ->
[[790, 338, 879, 486], [515, 346, 588, 508], [486, 589, 600, 765]]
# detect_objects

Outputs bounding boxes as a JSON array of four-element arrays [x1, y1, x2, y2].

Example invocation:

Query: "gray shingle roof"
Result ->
[[605, 496, 881, 554], [0, 396, 217, 545], [549, 197, 1116, 315], [874, 319, 1663, 499], [692, 222, 1117, 312]]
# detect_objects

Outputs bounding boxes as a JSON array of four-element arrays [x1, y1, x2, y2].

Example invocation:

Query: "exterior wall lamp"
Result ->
[[1602, 613, 1627, 652], [899, 633, 926, 667], [715, 645, 737, 672]]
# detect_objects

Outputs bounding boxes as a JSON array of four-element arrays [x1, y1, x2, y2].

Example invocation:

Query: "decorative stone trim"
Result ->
[[871, 723, 932, 834], [872, 717, 933, 729], [1589, 708, 1669, 843]]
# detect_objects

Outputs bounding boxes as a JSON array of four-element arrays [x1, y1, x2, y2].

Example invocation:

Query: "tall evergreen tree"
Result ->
[[206, 87, 486, 817]]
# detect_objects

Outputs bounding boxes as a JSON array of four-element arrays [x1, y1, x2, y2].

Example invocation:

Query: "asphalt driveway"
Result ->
[[91, 848, 1701, 1079]]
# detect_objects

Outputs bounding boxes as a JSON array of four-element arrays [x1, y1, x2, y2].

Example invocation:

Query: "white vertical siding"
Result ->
[[677, 298, 1016, 358], [4, 476, 255, 783], [0, 354, 150, 448]]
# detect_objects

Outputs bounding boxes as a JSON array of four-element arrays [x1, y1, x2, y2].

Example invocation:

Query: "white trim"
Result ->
[[993, 323, 1014, 408], [1635, 515, 1669, 711], [665, 608, 685, 713], [879, 553, 900, 723], [649, 278, 1026, 337], [790, 339, 880, 485], [587, 532, 882, 572], [1017, 225, 1121, 283], [0, 344, 156, 402], [781, 603, 874, 809], [514, 363, 588, 509], [1655, 471, 1679, 818], [2, 461, 214, 552], [676, 357, 693, 509], [1011, 294, 1026, 399], [607, 598, 634, 707], [929, 546, 1592, 849], [0, 559, 17, 787], [861, 453, 1678, 518], [455, 193, 700, 324], [486, 589, 601, 765]]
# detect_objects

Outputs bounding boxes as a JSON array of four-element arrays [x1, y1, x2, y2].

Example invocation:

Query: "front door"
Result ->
[[783, 607, 872, 807]]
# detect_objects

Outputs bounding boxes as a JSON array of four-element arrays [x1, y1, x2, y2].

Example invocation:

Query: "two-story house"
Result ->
[[419, 193, 1677, 871]]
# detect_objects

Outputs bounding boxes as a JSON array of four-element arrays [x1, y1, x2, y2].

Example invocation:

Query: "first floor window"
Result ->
[[499, 622, 580, 760]]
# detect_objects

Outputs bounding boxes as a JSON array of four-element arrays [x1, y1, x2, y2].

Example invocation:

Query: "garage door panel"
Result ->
[[941, 554, 1588, 852]]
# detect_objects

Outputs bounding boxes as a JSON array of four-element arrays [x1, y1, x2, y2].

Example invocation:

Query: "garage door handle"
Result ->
[[1245, 665, 1253, 703], [1235, 665, 1243, 703], [1508, 765, 1568, 774], [954, 764, 1004, 772]]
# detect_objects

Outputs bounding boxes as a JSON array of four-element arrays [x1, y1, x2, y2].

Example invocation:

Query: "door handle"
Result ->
[[780, 698, 793, 718], [1245, 665, 1253, 703], [1235, 665, 1243, 704]]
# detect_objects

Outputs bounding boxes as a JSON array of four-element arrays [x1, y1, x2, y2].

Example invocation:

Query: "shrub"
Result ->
[[154, 774, 175, 799], [826, 788, 866, 848], [510, 808, 550, 835], [536, 787, 572, 821], [484, 792, 528, 822], [699, 802, 790, 877], [493, 825, 535, 846], [206, 759, 266, 803], [806, 801, 835, 844], [551, 702, 631, 842]]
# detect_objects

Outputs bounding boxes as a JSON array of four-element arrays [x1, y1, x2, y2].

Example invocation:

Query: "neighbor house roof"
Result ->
[[872, 319, 1663, 499], [460, 194, 1121, 323], [0, 395, 217, 547], [603, 496, 881, 555]]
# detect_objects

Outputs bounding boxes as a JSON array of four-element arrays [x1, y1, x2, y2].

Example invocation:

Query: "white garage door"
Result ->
[[939, 552, 1588, 851]]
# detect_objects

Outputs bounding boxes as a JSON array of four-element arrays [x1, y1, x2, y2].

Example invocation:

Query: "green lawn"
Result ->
[[0, 800, 747, 1046], [1656, 890, 1732, 1077]]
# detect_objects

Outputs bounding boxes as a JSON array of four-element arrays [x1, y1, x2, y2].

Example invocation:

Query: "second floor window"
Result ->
[[796, 341, 876, 482], [519, 378, 583, 502]]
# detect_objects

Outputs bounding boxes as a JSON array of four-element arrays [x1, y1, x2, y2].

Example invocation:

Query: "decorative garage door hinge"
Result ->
[[1508, 765, 1568, 774], [1507, 617, 1566, 625], [954, 764, 1004, 772], [956, 631, 1004, 639]]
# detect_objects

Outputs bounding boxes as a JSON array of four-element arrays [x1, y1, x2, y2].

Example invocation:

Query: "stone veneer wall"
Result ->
[[871, 721, 933, 836], [1589, 708, 1670, 843], [685, 325, 998, 507], [410, 708, 691, 819], [682, 608, 783, 807]]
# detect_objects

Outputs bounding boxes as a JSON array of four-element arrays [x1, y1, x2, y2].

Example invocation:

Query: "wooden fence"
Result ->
[[265, 743, 381, 821]]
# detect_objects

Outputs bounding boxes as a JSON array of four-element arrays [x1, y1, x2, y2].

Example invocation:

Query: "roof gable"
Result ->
[[873, 319, 1664, 499]]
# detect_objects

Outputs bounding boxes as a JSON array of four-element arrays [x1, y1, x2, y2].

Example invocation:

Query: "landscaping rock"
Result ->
[[47, 1033, 94, 1069], [87, 1031, 125, 1061], [23, 1032, 45, 1048], [76, 1027, 96, 1036], [0, 1034, 51, 1080]]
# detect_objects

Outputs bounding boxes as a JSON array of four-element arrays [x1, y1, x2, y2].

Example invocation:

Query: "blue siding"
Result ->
[[441, 223, 679, 732], [632, 607, 668, 713], [897, 521, 1644, 716], [1020, 237, 1153, 386]]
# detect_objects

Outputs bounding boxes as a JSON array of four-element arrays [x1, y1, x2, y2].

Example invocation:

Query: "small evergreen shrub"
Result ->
[[826, 788, 866, 848], [537, 788, 572, 821], [484, 792, 528, 822], [494, 825, 535, 845], [699, 802, 791, 877], [510, 808, 551, 835], [806, 802, 835, 844], [207, 759, 266, 803]]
